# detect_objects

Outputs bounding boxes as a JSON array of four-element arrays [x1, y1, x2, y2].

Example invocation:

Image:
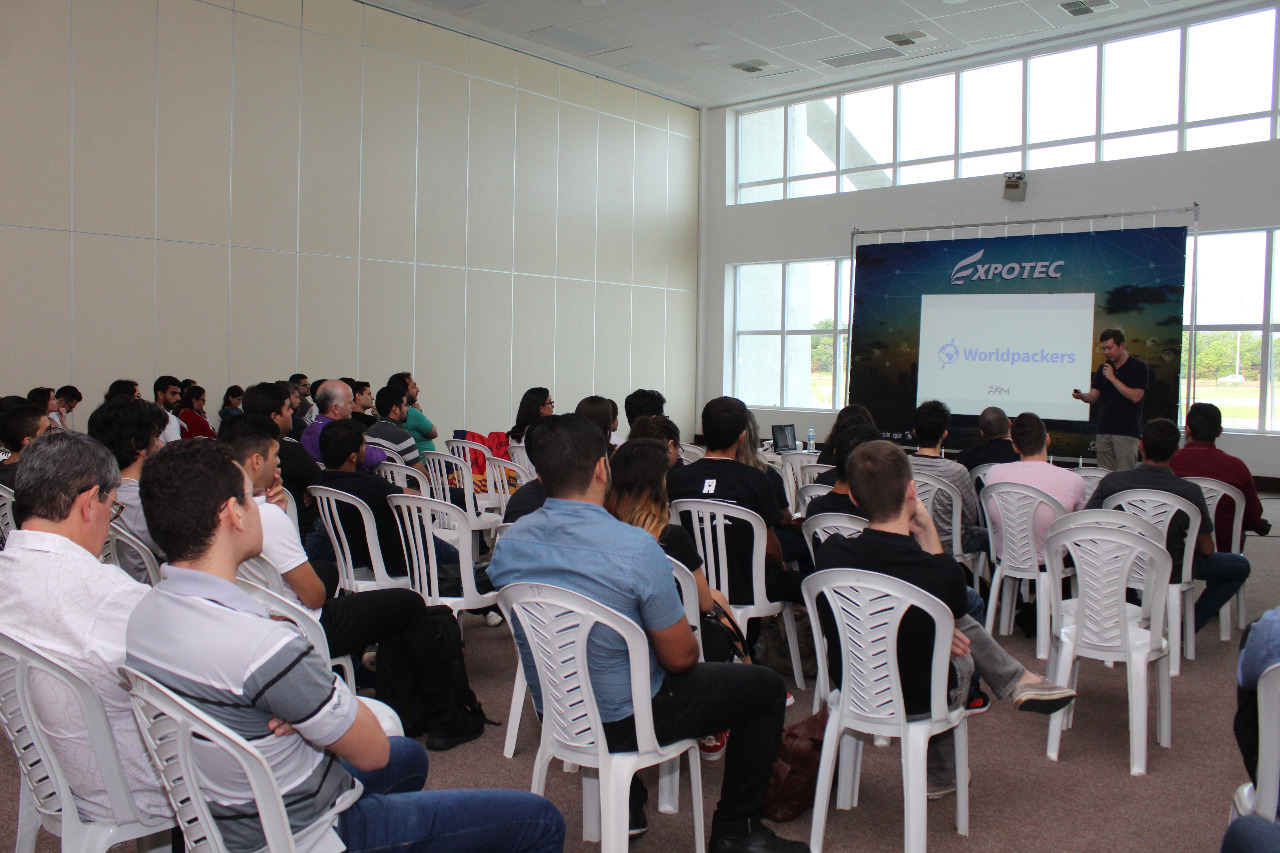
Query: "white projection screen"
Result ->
[[916, 292, 1096, 420]]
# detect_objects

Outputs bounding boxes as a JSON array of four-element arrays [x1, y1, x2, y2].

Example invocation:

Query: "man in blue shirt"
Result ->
[[489, 414, 807, 853]]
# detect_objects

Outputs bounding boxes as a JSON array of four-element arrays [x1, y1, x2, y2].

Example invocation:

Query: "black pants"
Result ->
[[319, 587, 429, 658], [602, 662, 787, 836]]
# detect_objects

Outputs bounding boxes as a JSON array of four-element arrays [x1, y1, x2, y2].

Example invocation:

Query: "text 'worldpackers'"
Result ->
[[964, 346, 1076, 365]]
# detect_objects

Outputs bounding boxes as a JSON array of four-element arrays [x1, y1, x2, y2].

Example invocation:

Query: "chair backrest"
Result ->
[[679, 443, 706, 463], [387, 493, 486, 606], [981, 481, 1066, 569], [446, 439, 493, 493], [800, 569, 957, 736], [795, 482, 832, 515], [1101, 488, 1200, 584], [0, 483, 15, 546], [419, 451, 485, 521], [913, 472, 964, 556], [123, 667, 298, 853], [670, 499, 768, 611], [1074, 466, 1112, 503], [486, 457, 533, 515], [801, 512, 868, 564], [280, 488, 300, 532], [1047, 509, 1164, 592], [1043, 525, 1171, 660], [364, 438, 406, 466], [799, 463, 833, 487], [234, 578, 331, 659], [1185, 476, 1246, 554], [307, 485, 395, 591], [237, 556, 285, 596], [496, 582, 662, 764], [376, 461, 425, 492], [0, 632, 158, 837], [508, 443, 532, 472], [969, 463, 998, 493], [668, 558, 703, 662], [779, 451, 818, 511], [1255, 661, 1280, 821], [104, 521, 163, 586]]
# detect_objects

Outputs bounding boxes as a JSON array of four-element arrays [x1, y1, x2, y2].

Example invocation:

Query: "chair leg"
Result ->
[[687, 749, 706, 853], [954, 720, 969, 837], [1046, 647, 1073, 762], [1220, 599, 1232, 642], [1034, 575, 1050, 661], [808, 716, 844, 853], [1183, 586, 1196, 661], [1126, 656, 1148, 776], [658, 757, 680, 814], [581, 767, 603, 845], [901, 727, 931, 853], [1167, 590, 1183, 677], [16, 779, 37, 853], [1156, 655, 1172, 749], [531, 746, 553, 796], [835, 731, 863, 810], [984, 568, 1005, 636], [782, 605, 806, 691], [504, 663, 527, 759], [1237, 583, 1249, 630]]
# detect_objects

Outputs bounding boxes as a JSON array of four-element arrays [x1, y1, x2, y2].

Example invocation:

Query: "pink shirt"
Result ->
[[983, 461, 1086, 564]]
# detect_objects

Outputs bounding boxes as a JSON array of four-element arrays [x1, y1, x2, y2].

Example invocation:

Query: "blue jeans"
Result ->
[[1193, 552, 1251, 632], [339, 737, 566, 853], [1221, 814, 1280, 852]]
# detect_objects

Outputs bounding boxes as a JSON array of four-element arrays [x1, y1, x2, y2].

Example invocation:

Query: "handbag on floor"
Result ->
[[763, 705, 828, 822]]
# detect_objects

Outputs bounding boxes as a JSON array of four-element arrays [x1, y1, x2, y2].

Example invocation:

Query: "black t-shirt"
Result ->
[[503, 478, 549, 523], [955, 438, 1020, 471], [1091, 356, 1149, 437], [660, 523, 703, 573], [0, 461, 17, 491], [277, 437, 321, 531], [815, 467, 838, 487], [314, 469, 406, 574], [667, 458, 782, 605], [764, 465, 789, 520], [815, 528, 969, 715], [804, 491, 863, 522], [351, 411, 377, 428]]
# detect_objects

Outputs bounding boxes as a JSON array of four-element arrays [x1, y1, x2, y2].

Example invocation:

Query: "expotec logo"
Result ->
[[950, 249, 1066, 286]]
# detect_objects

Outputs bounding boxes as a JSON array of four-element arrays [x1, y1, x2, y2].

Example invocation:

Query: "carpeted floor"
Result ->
[[5, 497, 1280, 852]]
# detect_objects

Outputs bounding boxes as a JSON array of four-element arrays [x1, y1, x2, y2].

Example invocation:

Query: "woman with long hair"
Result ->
[[219, 385, 244, 422], [574, 395, 614, 441], [508, 387, 552, 445], [176, 384, 216, 439], [818, 404, 876, 465]]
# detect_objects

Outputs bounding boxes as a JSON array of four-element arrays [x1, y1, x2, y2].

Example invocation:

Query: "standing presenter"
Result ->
[[1071, 328, 1148, 471]]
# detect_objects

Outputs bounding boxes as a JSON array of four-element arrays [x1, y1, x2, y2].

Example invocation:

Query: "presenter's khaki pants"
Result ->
[[1095, 433, 1139, 471]]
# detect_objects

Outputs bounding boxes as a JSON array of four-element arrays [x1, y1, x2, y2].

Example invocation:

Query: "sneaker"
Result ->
[[708, 825, 809, 853], [785, 692, 795, 708], [629, 800, 648, 838], [1012, 680, 1076, 715], [699, 731, 728, 761], [926, 779, 957, 800], [965, 688, 991, 716], [484, 610, 504, 628]]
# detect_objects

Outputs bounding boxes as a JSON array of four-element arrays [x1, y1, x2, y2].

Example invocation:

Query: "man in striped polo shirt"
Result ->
[[125, 438, 565, 853]]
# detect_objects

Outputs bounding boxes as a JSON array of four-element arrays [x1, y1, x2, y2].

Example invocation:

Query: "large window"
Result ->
[[735, 260, 852, 410], [736, 8, 1279, 202]]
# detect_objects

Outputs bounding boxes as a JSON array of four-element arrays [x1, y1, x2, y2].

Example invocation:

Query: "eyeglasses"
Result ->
[[110, 500, 125, 521]]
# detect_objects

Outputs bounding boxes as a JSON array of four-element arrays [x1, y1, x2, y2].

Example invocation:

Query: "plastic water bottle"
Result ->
[[807, 426, 816, 452]]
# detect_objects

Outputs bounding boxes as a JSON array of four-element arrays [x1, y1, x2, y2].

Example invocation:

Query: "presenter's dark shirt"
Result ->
[[1091, 356, 1149, 437], [955, 438, 1020, 471]]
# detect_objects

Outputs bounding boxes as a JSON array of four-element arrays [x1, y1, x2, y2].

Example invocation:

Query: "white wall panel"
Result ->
[[300, 32, 361, 257], [298, 254, 359, 377], [418, 64, 469, 269], [361, 48, 418, 263], [464, 270, 514, 429], [416, 264, 467, 431], [467, 79, 516, 272], [554, 278, 596, 408], [597, 116, 634, 286], [557, 105, 598, 282], [511, 274, 557, 416], [513, 91, 558, 277], [156, 242, 229, 387], [358, 260, 415, 382], [230, 247, 296, 381], [594, 282, 632, 404], [0, 228, 72, 392]]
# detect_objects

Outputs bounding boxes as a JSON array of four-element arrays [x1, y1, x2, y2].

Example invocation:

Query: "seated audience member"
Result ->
[[51, 385, 82, 428], [815, 404, 876, 469], [242, 381, 320, 533], [0, 396, 25, 462], [983, 412, 1086, 565], [607, 398, 623, 447], [667, 397, 800, 616], [1086, 417, 1250, 633], [27, 387, 60, 424], [489, 414, 807, 853], [290, 372, 314, 424], [345, 379, 377, 428], [803, 424, 881, 521], [1235, 608, 1280, 806], [508, 386, 553, 446], [502, 419, 550, 524], [1222, 814, 1280, 853], [574, 395, 615, 441], [0, 431, 168, 820], [153, 375, 183, 443], [908, 400, 984, 556], [176, 384, 217, 439], [86, 397, 170, 583], [125, 439, 566, 853], [386, 372, 439, 455], [1171, 402, 1271, 551], [300, 380, 386, 470], [738, 409, 812, 573], [365, 386, 424, 469], [218, 384, 244, 423], [624, 387, 666, 428], [0, 403, 52, 490], [629, 414, 683, 468], [103, 378, 142, 402], [956, 406, 1021, 471], [222, 416, 488, 746], [815, 440, 1076, 796]]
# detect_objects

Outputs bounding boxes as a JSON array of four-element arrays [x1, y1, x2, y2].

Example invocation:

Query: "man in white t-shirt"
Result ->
[[152, 375, 183, 443], [983, 411, 1086, 565]]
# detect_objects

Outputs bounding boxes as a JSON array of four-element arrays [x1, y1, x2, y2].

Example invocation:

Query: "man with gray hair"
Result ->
[[299, 379, 386, 471], [0, 431, 168, 822]]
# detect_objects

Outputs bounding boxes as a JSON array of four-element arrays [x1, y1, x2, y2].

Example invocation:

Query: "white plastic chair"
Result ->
[[799, 463, 834, 487], [122, 667, 299, 853], [800, 569, 970, 853], [497, 583, 705, 853], [365, 438, 407, 466], [679, 443, 706, 463], [307, 485, 412, 594], [0, 482, 15, 546], [388, 494, 498, 617], [1231, 661, 1280, 823], [914, 472, 982, 586], [1074, 466, 1112, 504], [1185, 476, 1248, 639], [281, 488, 300, 532], [796, 483, 832, 516], [419, 451, 501, 545], [1102, 489, 1200, 676], [1042, 525, 1172, 775], [376, 460, 426, 492], [981, 482, 1068, 660], [487, 456, 533, 516], [508, 443, 532, 472], [671, 498, 806, 690], [446, 439, 500, 513], [103, 521, 162, 586], [780, 451, 820, 513], [233, 577, 359, 692], [801, 513, 869, 565], [669, 557, 704, 662], [0, 632, 175, 853], [968, 464, 998, 527]]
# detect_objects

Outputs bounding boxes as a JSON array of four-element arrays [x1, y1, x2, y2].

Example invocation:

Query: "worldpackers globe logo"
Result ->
[[938, 338, 959, 369]]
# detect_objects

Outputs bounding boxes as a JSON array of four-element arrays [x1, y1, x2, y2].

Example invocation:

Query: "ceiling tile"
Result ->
[[691, 0, 796, 27], [729, 11, 842, 47], [936, 2, 1056, 42], [901, 0, 1026, 19], [769, 35, 870, 64], [805, 0, 929, 34]]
